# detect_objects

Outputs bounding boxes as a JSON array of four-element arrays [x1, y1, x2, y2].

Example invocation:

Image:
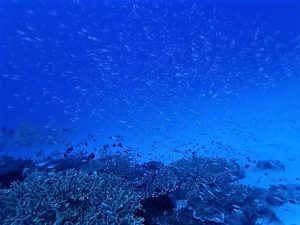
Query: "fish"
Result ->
[[288, 199, 297, 204], [271, 196, 285, 204], [109, 135, 121, 140], [123, 146, 134, 151], [233, 208, 243, 215], [207, 189, 216, 197], [88, 152, 95, 160], [118, 142, 123, 148], [64, 146, 74, 157], [232, 204, 241, 209]]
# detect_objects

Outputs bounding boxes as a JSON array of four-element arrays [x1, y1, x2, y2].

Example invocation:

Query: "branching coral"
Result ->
[[0, 154, 288, 225], [0, 170, 143, 225], [133, 165, 178, 198], [170, 156, 245, 186], [165, 157, 280, 224], [81, 155, 178, 198]]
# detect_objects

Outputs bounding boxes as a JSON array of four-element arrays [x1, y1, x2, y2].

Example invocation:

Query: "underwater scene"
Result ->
[[1, 0, 300, 224]]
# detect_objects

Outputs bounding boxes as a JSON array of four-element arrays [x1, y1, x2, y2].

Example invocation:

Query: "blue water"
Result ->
[[1, 0, 300, 224]]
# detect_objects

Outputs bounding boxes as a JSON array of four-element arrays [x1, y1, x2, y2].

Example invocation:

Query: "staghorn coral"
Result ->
[[132, 165, 178, 198], [1, 154, 287, 225], [32, 154, 178, 199], [82, 154, 141, 180], [81, 155, 178, 198], [0, 169, 143, 225], [170, 156, 245, 186], [143, 156, 281, 225]]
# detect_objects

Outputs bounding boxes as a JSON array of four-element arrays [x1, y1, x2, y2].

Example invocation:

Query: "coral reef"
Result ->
[[0, 170, 143, 225], [0, 154, 296, 224], [44, 154, 178, 199], [140, 157, 282, 225]]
